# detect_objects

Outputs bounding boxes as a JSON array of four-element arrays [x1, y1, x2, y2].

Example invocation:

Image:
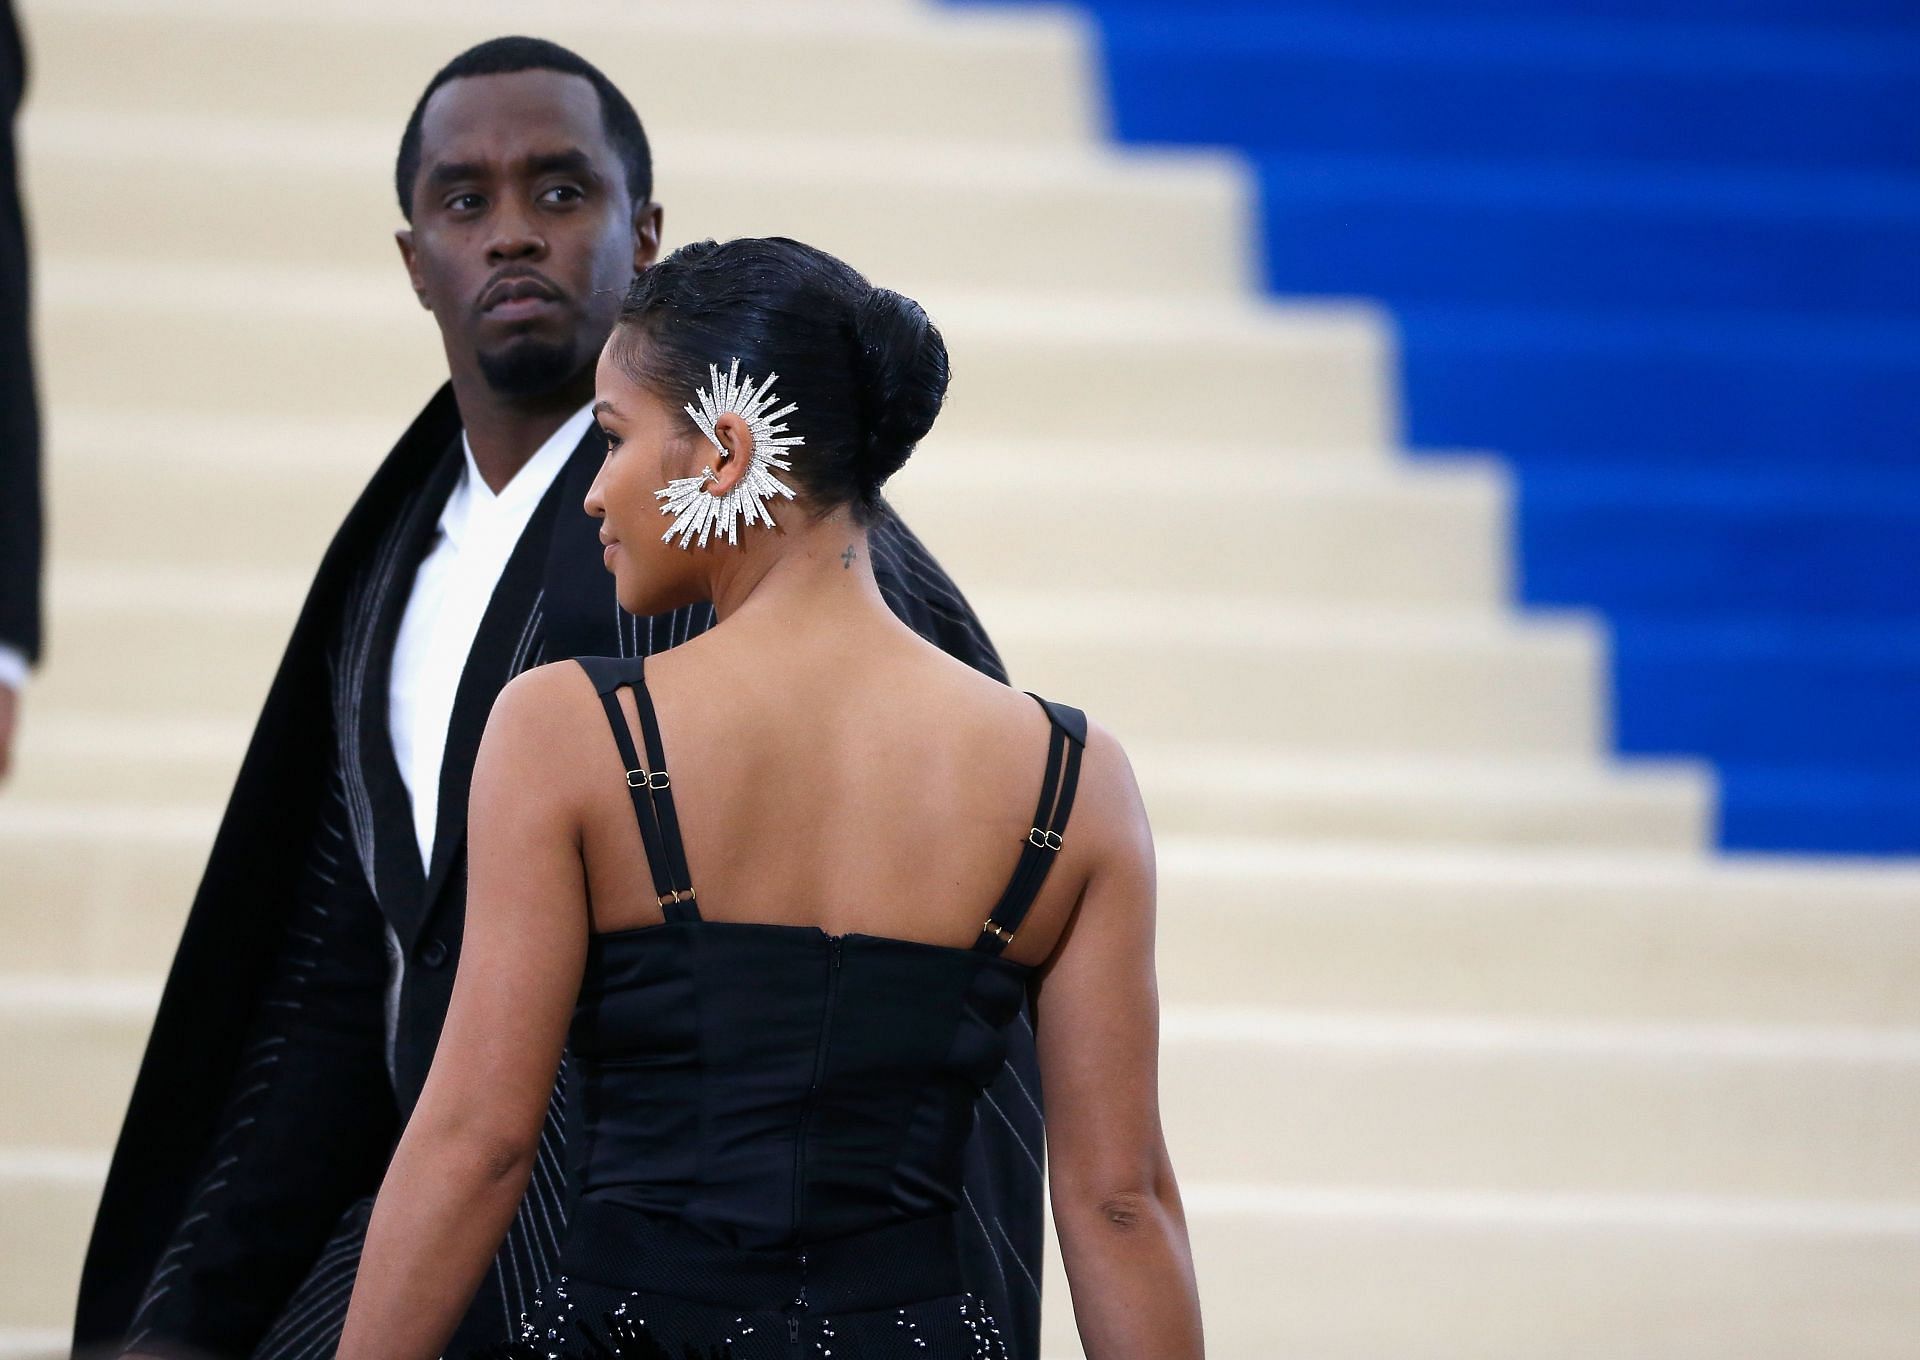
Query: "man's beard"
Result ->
[[476, 335, 583, 398]]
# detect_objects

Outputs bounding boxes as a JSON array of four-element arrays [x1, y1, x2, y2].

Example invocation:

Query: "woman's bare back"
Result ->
[[563, 615, 1096, 970]]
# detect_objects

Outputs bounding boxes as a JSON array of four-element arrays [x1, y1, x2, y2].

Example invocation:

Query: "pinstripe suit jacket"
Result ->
[[73, 384, 1045, 1358]]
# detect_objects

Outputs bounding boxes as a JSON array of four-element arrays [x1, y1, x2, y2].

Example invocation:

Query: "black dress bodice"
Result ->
[[570, 922, 1031, 1249], [564, 653, 1085, 1257]]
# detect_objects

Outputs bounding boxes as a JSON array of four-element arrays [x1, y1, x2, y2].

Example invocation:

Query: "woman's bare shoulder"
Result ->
[[482, 660, 610, 764], [1070, 712, 1152, 860]]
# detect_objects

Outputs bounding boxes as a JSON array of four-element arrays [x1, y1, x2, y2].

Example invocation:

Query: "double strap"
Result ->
[[575, 655, 700, 922], [974, 695, 1088, 957]]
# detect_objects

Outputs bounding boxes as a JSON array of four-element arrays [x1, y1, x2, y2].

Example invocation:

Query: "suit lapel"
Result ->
[[540, 428, 634, 661], [356, 439, 463, 935], [414, 425, 606, 932]]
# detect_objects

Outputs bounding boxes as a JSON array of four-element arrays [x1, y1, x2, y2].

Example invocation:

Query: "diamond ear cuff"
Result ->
[[657, 358, 804, 549]]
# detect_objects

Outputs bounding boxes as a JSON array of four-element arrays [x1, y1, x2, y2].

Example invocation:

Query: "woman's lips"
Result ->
[[602, 541, 619, 566]]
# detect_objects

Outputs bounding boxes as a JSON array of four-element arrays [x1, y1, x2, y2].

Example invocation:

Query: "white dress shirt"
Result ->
[[0, 643, 25, 692], [387, 402, 594, 871]]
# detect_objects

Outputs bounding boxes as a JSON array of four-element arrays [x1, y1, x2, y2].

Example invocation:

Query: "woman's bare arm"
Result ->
[[337, 665, 590, 1360], [1035, 722, 1204, 1359]]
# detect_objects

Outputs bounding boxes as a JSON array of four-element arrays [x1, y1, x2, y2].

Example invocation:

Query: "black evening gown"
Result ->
[[474, 654, 1086, 1360]]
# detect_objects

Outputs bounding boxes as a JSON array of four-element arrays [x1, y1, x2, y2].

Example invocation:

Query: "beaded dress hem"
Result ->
[[467, 1276, 1012, 1360]]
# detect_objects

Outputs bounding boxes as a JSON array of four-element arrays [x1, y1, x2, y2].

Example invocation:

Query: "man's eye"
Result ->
[[542, 185, 584, 204], [446, 193, 484, 213]]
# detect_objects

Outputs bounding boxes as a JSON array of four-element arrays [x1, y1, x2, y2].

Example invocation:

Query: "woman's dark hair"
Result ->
[[611, 237, 949, 523]]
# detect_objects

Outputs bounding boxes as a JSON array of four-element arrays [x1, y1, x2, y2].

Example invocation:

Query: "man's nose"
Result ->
[[486, 205, 547, 262]]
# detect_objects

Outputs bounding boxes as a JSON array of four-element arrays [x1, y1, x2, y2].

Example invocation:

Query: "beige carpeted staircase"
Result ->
[[5, 2, 1920, 1356]]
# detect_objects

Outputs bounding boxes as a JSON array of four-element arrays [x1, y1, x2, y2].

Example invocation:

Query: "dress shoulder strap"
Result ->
[[974, 694, 1089, 956], [573, 656, 700, 922], [574, 653, 647, 696]]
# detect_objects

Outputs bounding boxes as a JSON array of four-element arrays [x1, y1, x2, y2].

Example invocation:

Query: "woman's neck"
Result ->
[[706, 514, 894, 640]]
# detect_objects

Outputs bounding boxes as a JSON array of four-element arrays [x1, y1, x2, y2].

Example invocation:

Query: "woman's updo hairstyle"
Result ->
[[610, 237, 949, 523]]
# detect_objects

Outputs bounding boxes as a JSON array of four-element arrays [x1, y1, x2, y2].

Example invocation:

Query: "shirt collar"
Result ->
[[445, 401, 596, 548]]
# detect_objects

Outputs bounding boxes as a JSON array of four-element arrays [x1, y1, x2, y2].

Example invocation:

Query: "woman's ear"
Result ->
[[708, 413, 756, 496]]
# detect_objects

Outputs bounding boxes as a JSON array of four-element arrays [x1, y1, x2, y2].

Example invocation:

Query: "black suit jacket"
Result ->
[[0, 0, 41, 666], [74, 385, 1044, 1358]]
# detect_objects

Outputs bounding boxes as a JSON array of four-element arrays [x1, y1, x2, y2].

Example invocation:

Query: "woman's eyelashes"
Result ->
[[597, 424, 622, 454]]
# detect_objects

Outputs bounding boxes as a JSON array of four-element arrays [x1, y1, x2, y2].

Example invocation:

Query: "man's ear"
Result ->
[[394, 228, 430, 310], [633, 200, 664, 272]]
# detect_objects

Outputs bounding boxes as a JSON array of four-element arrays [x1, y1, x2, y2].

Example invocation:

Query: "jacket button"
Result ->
[[419, 939, 448, 969]]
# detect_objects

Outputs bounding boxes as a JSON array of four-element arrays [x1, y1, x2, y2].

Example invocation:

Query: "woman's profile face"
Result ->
[[584, 337, 710, 617]]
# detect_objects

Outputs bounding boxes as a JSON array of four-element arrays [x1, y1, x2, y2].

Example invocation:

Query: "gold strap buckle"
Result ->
[[658, 889, 695, 909], [627, 769, 670, 790], [981, 920, 1015, 946], [1027, 828, 1063, 851]]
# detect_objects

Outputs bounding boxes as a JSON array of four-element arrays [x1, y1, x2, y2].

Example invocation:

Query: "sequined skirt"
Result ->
[[470, 1200, 1013, 1360]]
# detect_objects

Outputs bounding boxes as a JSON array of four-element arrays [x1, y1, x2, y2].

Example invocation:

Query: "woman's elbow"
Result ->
[[465, 1129, 539, 1185], [1058, 1166, 1185, 1239], [409, 1112, 540, 1187], [1091, 1188, 1159, 1233]]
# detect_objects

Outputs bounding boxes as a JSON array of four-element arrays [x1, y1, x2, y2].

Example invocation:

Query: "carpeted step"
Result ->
[[1514, 465, 1920, 620], [33, 260, 1396, 449], [19, 567, 1606, 755], [1254, 151, 1920, 318], [1092, 8, 1920, 174], [18, 827, 1920, 1028], [1397, 303, 1920, 470], [1029, 0, 1920, 36], [23, 0, 1100, 146], [22, 110, 1255, 302]]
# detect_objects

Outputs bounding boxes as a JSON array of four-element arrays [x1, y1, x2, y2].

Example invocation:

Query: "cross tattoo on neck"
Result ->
[[841, 545, 856, 569]]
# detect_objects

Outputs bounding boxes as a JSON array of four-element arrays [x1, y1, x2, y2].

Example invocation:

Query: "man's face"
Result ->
[[396, 69, 660, 399]]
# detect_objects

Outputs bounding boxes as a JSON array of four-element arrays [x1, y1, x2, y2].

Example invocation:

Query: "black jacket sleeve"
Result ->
[[0, 0, 43, 666], [866, 499, 1008, 685], [120, 780, 397, 1358]]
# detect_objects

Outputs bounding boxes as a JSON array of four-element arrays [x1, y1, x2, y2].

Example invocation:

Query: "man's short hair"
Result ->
[[394, 35, 653, 219]]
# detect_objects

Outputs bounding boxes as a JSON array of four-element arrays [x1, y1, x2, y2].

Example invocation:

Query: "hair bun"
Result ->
[[849, 287, 949, 495]]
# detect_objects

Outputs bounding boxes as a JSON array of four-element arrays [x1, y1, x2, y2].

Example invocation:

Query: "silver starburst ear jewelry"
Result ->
[[656, 358, 804, 549]]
